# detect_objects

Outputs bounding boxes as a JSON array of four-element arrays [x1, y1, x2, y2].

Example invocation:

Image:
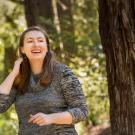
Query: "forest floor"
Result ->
[[83, 123, 111, 135]]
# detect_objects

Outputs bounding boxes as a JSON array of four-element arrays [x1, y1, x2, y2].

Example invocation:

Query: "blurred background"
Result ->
[[0, 0, 110, 135]]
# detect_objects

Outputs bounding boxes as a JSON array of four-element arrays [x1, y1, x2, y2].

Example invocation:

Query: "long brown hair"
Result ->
[[13, 26, 58, 94]]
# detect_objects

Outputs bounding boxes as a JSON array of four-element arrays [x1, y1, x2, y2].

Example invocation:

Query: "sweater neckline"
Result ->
[[28, 73, 45, 92]]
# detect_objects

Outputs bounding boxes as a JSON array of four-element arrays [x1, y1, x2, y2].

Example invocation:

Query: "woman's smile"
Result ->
[[31, 48, 42, 55]]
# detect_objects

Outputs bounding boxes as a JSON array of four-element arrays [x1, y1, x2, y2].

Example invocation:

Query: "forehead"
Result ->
[[24, 30, 45, 39]]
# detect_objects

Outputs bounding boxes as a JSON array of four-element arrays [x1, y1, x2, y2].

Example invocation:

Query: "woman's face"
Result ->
[[21, 30, 48, 61]]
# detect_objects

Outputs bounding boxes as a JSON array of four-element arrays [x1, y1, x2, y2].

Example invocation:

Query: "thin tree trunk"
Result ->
[[4, 15, 17, 78], [24, 0, 53, 28], [98, 0, 135, 134], [51, 0, 65, 59], [57, 0, 77, 55], [4, 47, 16, 77]]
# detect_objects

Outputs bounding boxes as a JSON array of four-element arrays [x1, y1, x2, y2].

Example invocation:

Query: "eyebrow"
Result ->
[[26, 37, 45, 40]]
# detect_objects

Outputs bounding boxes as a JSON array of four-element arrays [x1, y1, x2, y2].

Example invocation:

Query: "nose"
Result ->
[[33, 40, 38, 46]]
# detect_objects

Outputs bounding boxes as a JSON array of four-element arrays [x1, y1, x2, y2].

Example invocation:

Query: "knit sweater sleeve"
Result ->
[[0, 88, 16, 113], [60, 64, 88, 124]]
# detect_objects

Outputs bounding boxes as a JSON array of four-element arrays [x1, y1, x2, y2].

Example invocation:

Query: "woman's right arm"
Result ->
[[0, 71, 18, 95], [0, 58, 23, 113]]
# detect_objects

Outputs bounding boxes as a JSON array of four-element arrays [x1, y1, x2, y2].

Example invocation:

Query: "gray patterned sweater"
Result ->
[[0, 63, 88, 135]]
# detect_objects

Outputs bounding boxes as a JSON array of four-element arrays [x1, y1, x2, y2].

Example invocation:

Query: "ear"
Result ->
[[20, 47, 25, 53]]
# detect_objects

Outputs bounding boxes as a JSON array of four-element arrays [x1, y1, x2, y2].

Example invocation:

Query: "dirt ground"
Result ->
[[83, 123, 111, 135]]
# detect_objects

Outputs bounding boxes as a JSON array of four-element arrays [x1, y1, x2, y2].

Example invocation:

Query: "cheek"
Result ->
[[23, 47, 31, 55], [43, 45, 48, 52]]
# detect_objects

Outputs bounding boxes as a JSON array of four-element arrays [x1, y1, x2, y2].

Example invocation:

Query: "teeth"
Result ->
[[31, 50, 41, 53]]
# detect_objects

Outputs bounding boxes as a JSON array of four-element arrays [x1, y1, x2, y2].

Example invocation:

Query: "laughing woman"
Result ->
[[0, 26, 88, 135]]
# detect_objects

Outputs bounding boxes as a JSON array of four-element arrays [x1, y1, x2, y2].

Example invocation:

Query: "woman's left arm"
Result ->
[[46, 65, 88, 125], [58, 65, 88, 124]]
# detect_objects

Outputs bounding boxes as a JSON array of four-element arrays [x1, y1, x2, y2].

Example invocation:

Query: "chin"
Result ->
[[32, 57, 45, 60], [29, 56, 45, 60]]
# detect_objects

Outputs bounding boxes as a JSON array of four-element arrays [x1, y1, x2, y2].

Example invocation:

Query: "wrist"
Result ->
[[11, 70, 18, 77], [47, 114, 55, 124]]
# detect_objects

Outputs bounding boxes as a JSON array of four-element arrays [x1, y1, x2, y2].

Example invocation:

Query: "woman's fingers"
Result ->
[[28, 113, 52, 126], [32, 116, 43, 124], [35, 119, 45, 125], [12, 57, 23, 76], [28, 115, 40, 123], [28, 113, 43, 123]]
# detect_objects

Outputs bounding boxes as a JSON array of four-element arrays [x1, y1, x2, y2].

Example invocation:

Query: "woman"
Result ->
[[0, 26, 88, 135]]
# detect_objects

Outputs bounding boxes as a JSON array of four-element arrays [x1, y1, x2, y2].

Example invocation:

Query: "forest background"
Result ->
[[0, 0, 109, 135]]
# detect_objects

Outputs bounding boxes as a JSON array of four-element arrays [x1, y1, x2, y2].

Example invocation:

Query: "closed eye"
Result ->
[[27, 40, 33, 43], [38, 39, 44, 42], [26, 38, 33, 43], [38, 37, 45, 42]]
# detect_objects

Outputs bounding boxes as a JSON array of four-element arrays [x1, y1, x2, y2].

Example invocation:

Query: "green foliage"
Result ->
[[0, 105, 18, 135], [0, 0, 26, 78], [0, 0, 25, 134], [70, 0, 109, 126], [0, 0, 109, 134]]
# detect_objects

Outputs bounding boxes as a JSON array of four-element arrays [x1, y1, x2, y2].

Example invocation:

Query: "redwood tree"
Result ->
[[98, 0, 135, 134]]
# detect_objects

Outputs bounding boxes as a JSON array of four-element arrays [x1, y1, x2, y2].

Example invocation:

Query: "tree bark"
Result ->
[[98, 0, 135, 134], [24, 0, 53, 28]]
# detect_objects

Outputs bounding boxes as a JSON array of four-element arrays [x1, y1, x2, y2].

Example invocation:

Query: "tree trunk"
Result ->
[[57, 0, 76, 55], [4, 47, 16, 77], [98, 0, 135, 134], [24, 0, 53, 28], [51, 0, 64, 59]]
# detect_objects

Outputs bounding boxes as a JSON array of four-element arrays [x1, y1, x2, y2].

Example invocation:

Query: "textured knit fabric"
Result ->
[[32, 73, 42, 83], [0, 63, 88, 135]]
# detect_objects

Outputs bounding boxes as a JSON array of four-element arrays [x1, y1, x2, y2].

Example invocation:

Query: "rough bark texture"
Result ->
[[98, 0, 135, 135]]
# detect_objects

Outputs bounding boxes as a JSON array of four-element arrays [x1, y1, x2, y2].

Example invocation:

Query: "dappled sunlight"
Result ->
[[0, 0, 109, 135]]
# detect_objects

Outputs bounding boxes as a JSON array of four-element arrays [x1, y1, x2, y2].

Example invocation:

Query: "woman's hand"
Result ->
[[12, 57, 23, 77], [28, 112, 53, 126]]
